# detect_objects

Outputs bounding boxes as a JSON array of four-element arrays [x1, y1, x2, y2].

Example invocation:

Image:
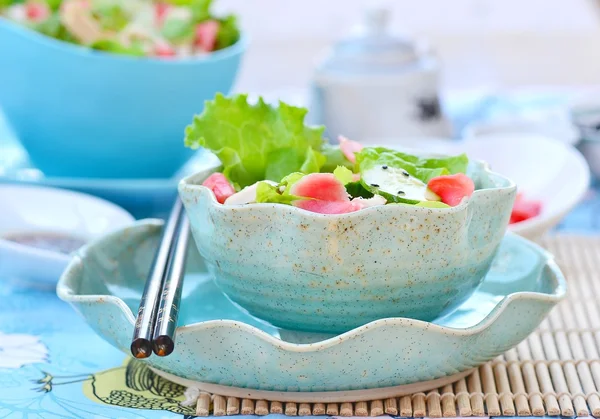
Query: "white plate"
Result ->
[[371, 134, 591, 241], [0, 184, 135, 286], [462, 113, 580, 146]]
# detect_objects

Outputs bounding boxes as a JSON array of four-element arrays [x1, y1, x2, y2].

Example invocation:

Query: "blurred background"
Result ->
[[220, 0, 600, 93]]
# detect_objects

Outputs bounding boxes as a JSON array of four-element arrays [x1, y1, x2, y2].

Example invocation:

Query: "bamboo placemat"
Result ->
[[186, 234, 600, 417]]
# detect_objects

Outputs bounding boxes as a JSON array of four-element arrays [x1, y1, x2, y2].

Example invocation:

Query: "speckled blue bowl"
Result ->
[[179, 159, 517, 334]]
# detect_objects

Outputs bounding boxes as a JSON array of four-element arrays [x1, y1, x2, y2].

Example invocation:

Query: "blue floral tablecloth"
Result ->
[[0, 89, 598, 418]]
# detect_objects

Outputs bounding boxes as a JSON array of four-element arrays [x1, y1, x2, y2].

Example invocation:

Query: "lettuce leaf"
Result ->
[[345, 181, 374, 199], [279, 172, 305, 194], [356, 147, 468, 174], [320, 144, 355, 173], [185, 94, 327, 188], [90, 39, 146, 56], [31, 14, 71, 41], [255, 181, 306, 204], [91, 2, 129, 32], [333, 166, 353, 185], [160, 17, 194, 43], [45, 0, 62, 11], [356, 147, 468, 183], [216, 14, 239, 49], [418, 154, 469, 175]]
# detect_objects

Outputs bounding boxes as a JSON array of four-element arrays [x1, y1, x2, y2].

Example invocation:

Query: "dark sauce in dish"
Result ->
[[4, 232, 86, 255]]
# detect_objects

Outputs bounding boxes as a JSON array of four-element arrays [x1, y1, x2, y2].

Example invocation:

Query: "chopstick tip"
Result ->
[[130, 338, 153, 359], [153, 335, 175, 357]]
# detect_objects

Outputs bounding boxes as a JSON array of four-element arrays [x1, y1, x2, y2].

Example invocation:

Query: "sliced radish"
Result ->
[[338, 135, 363, 164], [295, 200, 361, 214], [155, 40, 176, 57], [510, 194, 542, 224], [195, 20, 219, 52], [202, 173, 235, 204], [427, 173, 475, 207], [289, 173, 364, 214], [26, 2, 50, 22], [290, 173, 349, 202], [154, 2, 170, 26], [351, 194, 387, 208]]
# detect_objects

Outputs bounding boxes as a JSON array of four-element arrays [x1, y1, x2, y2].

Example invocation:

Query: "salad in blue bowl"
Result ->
[[0, 0, 246, 179], [1, 0, 240, 57]]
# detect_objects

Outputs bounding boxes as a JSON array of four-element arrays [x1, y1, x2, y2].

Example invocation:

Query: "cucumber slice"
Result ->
[[362, 165, 440, 203], [415, 201, 450, 208]]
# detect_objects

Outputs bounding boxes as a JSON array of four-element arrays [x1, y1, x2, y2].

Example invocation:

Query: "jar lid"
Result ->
[[318, 6, 426, 75]]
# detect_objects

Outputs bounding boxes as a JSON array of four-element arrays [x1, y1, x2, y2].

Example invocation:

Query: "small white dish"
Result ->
[[0, 184, 135, 285], [462, 112, 580, 146], [372, 133, 590, 241]]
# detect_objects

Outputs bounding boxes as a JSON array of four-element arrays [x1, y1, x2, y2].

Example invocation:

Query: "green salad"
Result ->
[[0, 0, 239, 57], [185, 94, 476, 214]]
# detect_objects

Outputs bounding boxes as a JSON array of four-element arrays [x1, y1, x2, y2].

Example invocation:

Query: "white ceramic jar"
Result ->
[[309, 6, 452, 143]]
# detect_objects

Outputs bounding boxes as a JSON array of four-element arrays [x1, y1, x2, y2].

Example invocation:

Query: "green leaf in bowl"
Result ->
[[185, 93, 326, 189]]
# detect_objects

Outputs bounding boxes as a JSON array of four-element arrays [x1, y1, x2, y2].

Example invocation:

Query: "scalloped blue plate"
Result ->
[[57, 220, 565, 402], [0, 131, 220, 219]]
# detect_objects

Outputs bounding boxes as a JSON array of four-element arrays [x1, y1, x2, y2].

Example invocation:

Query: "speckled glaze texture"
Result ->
[[56, 221, 565, 392], [178, 160, 517, 333]]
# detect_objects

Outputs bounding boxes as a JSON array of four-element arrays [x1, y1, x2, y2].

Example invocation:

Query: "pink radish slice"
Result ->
[[338, 135, 363, 164], [351, 195, 386, 208], [290, 173, 363, 214], [289, 173, 349, 202], [26, 2, 50, 21], [155, 41, 176, 57], [294, 199, 361, 214], [510, 193, 542, 224], [427, 173, 475, 207], [202, 173, 235, 204], [154, 2, 170, 26], [195, 20, 219, 52]]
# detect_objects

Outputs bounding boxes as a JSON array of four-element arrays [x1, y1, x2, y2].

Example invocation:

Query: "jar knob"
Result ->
[[363, 4, 391, 36]]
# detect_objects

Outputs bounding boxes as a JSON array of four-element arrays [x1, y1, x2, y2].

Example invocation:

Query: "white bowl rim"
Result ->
[[178, 154, 517, 219]]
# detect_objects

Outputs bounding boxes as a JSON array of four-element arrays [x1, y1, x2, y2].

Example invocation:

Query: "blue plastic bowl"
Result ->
[[0, 18, 247, 179]]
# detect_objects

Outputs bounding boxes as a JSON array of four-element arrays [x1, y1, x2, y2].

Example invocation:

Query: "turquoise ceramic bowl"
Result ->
[[178, 159, 517, 334], [56, 220, 565, 395], [0, 18, 247, 179]]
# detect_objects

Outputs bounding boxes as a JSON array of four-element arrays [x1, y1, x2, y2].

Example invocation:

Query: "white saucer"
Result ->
[[0, 184, 135, 285]]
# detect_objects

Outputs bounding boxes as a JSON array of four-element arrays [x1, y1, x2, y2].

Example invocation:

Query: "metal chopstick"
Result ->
[[130, 198, 184, 359], [152, 213, 190, 356]]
